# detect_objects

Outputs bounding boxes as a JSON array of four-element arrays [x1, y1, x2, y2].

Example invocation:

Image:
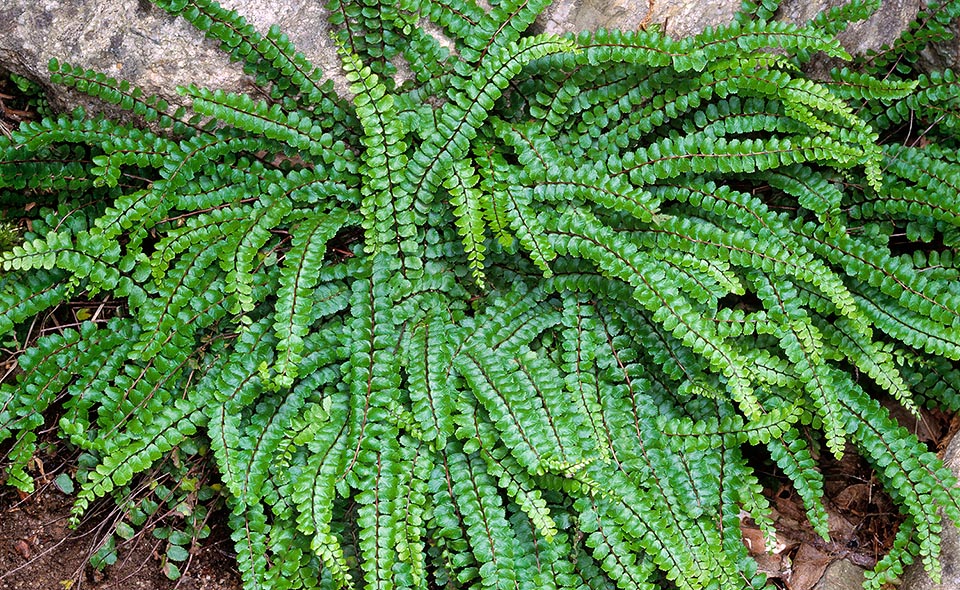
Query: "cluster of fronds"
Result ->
[[3, 0, 960, 588]]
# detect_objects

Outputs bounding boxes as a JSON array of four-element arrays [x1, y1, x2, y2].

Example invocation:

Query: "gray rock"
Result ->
[[536, 0, 917, 53], [0, 0, 343, 119], [775, 0, 920, 79], [899, 434, 960, 590], [536, 0, 740, 38], [919, 19, 960, 76], [1, 0, 948, 121], [812, 559, 866, 590], [777, 0, 918, 56], [645, 0, 740, 38]]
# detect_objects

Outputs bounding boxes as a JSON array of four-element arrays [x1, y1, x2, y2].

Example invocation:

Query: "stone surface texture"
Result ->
[[0, 0, 951, 119], [535, 0, 741, 38], [776, 0, 918, 55], [811, 559, 866, 590], [918, 19, 960, 74], [0, 0, 342, 118]]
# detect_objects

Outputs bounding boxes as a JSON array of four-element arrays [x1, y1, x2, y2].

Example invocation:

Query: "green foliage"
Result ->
[[3, 0, 960, 588], [0, 221, 19, 254], [78, 446, 218, 581]]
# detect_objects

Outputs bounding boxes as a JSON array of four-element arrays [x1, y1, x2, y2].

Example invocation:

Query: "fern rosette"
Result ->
[[3, 0, 960, 588]]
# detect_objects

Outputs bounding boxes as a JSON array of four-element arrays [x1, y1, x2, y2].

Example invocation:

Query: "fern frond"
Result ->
[[839, 376, 960, 582], [405, 34, 576, 211], [404, 310, 457, 449], [447, 448, 521, 590], [184, 86, 334, 157], [48, 59, 174, 123], [341, 45, 418, 262], [7, 0, 960, 587], [151, 0, 346, 111], [291, 390, 353, 587], [272, 209, 351, 387]]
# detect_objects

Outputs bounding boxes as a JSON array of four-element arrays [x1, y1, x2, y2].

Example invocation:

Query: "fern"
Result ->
[[4, 0, 960, 588]]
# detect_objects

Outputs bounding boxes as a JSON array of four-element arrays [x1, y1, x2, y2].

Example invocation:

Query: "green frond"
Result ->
[[575, 498, 660, 590], [6, 0, 960, 587], [201, 318, 277, 502], [445, 158, 489, 284], [405, 34, 576, 211], [354, 444, 405, 590], [838, 377, 960, 583], [0, 269, 72, 338], [828, 66, 917, 102], [768, 428, 829, 538], [272, 209, 351, 387], [152, 0, 346, 111], [494, 187, 557, 276], [455, 0, 557, 68], [230, 501, 271, 590], [806, 0, 880, 39], [342, 45, 417, 260], [453, 346, 549, 474], [48, 59, 173, 123], [858, 0, 960, 75], [447, 448, 520, 590], [290, 390, 353, 588], [184, 86, 337, 157], [0, 326, 91, 490], [404, 310, 456, 449]]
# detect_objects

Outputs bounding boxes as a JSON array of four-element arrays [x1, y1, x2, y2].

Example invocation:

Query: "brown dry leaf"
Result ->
[[786, 544, 833, 590], [773, 485, 809, 523], [742, 523, 768, 556], [742, 514, 796, 581], [755, 552, 788, 579], [941, 412, 960, 454], [14, 538, 31, 559], [881, 398, 943, 444], [827, 510, 856, 540]]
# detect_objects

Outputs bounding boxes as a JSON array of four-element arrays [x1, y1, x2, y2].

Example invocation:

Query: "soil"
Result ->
[[0, 476, 242, 590]]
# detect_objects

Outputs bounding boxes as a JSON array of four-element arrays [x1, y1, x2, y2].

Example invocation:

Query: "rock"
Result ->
[[536, 0, 653, 36], [776, 0, 918, 56], [536, 0, 741, 39], [0, 1, 953, 117], [775, 0, 920, 78], [899, 434, 960, 590], [0, 0, 343, 119], [812, 559, 866, 590], [919, 17, 960, 75]]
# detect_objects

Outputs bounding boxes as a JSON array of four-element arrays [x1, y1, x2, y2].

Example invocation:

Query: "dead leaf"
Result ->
[[786, 544, 833, 590], [741, 523, 768, 556], [827, 510, 856, 540], [754, 551, 788, 579], [773, 485, 809, 523], [14, 538, 30, 559], [882, 398, 941, 443]]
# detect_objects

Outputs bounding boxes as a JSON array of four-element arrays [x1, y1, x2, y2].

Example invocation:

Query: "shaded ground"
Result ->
[[746, 402, 960, 590], [0, 467, 242, 590]]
